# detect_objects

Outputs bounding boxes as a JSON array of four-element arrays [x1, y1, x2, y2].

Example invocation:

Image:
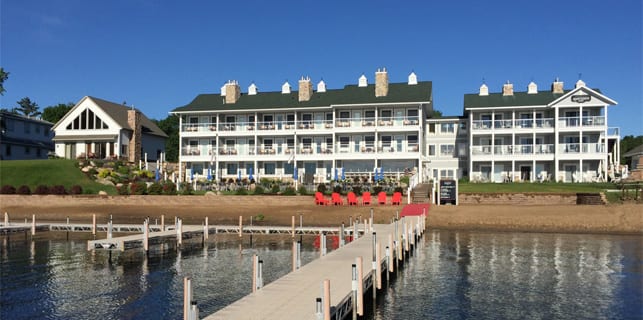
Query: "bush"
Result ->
[[236, 188, 248, 195], [317, 183, 327, 194], [162, 181, 177, 195], [86, 168, 98, 179], [130, 182, 148, 195], [98, 169, 111, 179], [394, 186, 404, 194], [17, 185, 31, 195], [352, 185, 362, 196], [70, 185, 83, 195], [50, 185, 67, 195], [117, 183, 130, 195], [333, 185, 343, 194], [139, 170, 153, 179], [253, 185, 265, 195], [34, 185, 50, 195], [148, 182, 163, 195], [297, 185, 307, 195], [282, 187, 297, 195], [180, 182, 193, 195], [1, 185, 16, 194], [117, 166, 130, 175], [270, 184, 280, 194], [373, 186, 383, 195]]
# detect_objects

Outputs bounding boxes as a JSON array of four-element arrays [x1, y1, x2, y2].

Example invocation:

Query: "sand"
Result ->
[[1, 195, 641, 234]]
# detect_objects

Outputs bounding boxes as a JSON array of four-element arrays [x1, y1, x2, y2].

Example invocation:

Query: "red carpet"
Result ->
[[400, 203, 430, 217]]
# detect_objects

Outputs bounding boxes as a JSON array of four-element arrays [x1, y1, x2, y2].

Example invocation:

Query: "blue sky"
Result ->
[[1, 0, 641, 136]]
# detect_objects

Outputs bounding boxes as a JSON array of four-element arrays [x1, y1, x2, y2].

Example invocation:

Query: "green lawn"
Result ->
[[0, 159, 117, 194], [458, 181, 617, 193]]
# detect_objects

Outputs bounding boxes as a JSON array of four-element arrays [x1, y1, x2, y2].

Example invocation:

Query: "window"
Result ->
[[35, 125, 41, 134], [225, 116, 235, 123], [264, 163, 276, 175], [440, 169, 454, 179], [339, 136, 349, 149], [364, 136, 375, 149], [380, 110, 392, 120], [407, 109, 418, 117], [459, 122, 467, 131], [339, 111, 350, 119], [302, 138, 312, 148], [227, 163, 238, 175], [381, 136, 392, 147], [428, 123, 435, 133], [440, 123, 454, 134], [264, 139, 273, 149], [428, 145, 436, 156], [408, 135, 418, 144], [365, 110, 375, 119], [440, 144, 455, 156], [326, 113, 333, 121], [286, 114, 295, 125], [24, 123, 30, 134], [287, 138, 294, 149], [263, 115, 273, 123]]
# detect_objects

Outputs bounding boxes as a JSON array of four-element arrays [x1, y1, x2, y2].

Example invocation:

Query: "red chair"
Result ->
[[361, 191, 371, 205], [331, 192, 344, 205], [392, 191, 402, 205], [377, 191, 387, 205], [347, 192, 358, 206], [315, 192, 330, 205]]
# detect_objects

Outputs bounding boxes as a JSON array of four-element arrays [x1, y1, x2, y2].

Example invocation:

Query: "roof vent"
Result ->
[[479, 83, 489, 96], [527, 81, 538, 94], [552, 78, 564, 94], [575, 79, 586, 88], [248, 82, 258, 95], [358, 73, 368, 87], [317, 79, 326, 93], [281, 81, 291, 94], [408, 71, 418, 85], [220, 83, 227, 96], [502, 81, 514, 96]]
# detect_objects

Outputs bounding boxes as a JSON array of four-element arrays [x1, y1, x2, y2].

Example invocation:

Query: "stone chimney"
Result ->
[[527, 81, 538, 94], [127, 108, 141, 163], [502, 81, 514, 96], [317, 79, 326, 93], [375, 68, 389, 97], [479, 83, 489, 96], [225, 80, 241, 103], [552, 78, 564, 94], [248, 82, 258, 95], [298, 76, 313, 102]]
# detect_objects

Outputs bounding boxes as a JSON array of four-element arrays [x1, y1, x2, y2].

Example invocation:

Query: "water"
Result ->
[[374, 230, 642, 320], [1, 231, 641, 320]]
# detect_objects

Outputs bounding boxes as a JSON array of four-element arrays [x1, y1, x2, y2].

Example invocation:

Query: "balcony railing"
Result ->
[[607, 127, 620, 136], [558, 143, 604, 154], [581, 116, 605, 126], [471, 144, 555, 156]]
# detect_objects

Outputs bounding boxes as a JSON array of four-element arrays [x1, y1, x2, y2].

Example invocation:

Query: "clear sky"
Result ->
[[1, 0, 641, 136]]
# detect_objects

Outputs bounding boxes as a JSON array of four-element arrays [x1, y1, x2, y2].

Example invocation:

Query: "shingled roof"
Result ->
[[87, 96, 168, 138], [463, 90, 571, 110], [172, 81, 433, 113]]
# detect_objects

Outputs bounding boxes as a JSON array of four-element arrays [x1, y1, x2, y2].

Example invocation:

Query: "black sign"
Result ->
[[439, 179, 457, 205], [571, 94, 591, 103]]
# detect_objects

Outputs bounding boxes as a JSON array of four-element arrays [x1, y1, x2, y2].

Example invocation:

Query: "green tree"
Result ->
[[429, 109, 443, 118], [0, 67, 8, 96], [153, 114, 179, 162], [15, 97, 40, 117], [42, 102, 74, 123], [620, 135, 643, 164]]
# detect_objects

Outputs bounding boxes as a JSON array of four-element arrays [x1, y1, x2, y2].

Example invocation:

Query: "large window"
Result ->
[[339, 137, 349, 149], [440, 144, 455, 156], [339, 111, 350, 119], [440, 123, 454, 134], [428, 145, 436, 156], [227, 163, 238, 175], [264, 162, 276, 175], [286, 114, 295, 125]]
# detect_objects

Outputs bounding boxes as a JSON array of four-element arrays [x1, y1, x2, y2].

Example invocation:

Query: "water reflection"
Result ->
[[374, 230, 642, 320]]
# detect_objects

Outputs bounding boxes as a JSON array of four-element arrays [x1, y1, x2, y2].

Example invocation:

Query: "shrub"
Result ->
[[333, 185, 343, 194], [148, 182, 163, 195], [352, 185, 362, 196], [139, 170, 153, 179], [86, 168, 98, 179], [317, 183, 327, 194], [270, 184, 280, 194], [282, 187, 297, 195], [236, 188, 248, 195], [130, 182, 148, 195], [116, 183, 129, 195], [17, 185, 31, 195], [70, 185, 83, 195], [373, 186, 383, 195], [253, 185, 265, 195], [394, 186, 404, 194], [98, 169, 111, 179], [0, 185, 16, 194], [162, 181, 177, 195], [297, 185, 307, 195], [117, 166, 130, 175], [34, 185, 50, 195], [50, 185, 67, 195], [180, 182, 193, 195]]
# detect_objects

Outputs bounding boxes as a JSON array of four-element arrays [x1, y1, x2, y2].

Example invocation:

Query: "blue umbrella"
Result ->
[[293, 166, 298, 180], [334, 168, 338, 181], [378, 167, 384, 181], [248, 167, 253, 181], [207, 167, 212, 181], [155, 169, 160, 182], [341, 168, 345, 180], [374, 167, 379, 181], [190, 169, 194, 182], [238, 169, 241, 181]]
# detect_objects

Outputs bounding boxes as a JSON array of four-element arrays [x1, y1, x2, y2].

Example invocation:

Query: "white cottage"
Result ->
[[51, 96, 167, 162]]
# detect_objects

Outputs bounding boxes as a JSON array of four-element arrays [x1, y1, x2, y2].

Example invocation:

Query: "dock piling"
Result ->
[[4, 212, 8, 226], [351, 264, 358, 320], [356, 256, 364, 316], [31, 214, 36, 237], [323, 279, 331, 320]]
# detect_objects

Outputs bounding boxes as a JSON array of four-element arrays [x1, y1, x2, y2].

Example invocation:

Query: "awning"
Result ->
[[53, 134, 117, 141]]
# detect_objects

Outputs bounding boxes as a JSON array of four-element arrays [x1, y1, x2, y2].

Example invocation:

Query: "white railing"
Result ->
[[558, 117, 580, 128], [607, 127, 620, 136], [582, 116, 605, 126]]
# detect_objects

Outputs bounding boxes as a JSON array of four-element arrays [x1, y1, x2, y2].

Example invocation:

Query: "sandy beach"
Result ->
[[1, 195, 641, 234]]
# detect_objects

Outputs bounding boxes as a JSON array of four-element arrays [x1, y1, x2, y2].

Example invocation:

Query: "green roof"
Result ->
[[172, 81, 432, 113], [463, 90, 570, 110]]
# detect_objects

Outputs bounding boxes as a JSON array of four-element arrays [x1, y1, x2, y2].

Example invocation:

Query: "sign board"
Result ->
[[439, 179, 457, 205], [571, 94, 591, 103]]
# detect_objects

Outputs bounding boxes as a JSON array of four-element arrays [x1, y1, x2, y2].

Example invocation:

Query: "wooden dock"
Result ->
[[203, 216, 425, 320]]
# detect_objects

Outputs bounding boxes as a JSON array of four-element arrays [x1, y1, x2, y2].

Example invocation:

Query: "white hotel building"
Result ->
[[173, 69, 620, 185], [171, 69, 432, 184]]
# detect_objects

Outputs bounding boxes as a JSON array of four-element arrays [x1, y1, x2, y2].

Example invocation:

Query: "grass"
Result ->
[[0, 159, 117, 194], [458, 181, 617, 193]]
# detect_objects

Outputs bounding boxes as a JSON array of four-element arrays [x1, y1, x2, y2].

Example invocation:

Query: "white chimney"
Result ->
[[248, 82, 258, 95], [575, 79, 586, 88], [358, 74, 367, 87], [527, 81, 538, 94], [281, 81, 291, 94], [479, 83, 489, 96], [317, 79, 326, 93], [220, 83, 227, 96], [408, 71, 418, 85]]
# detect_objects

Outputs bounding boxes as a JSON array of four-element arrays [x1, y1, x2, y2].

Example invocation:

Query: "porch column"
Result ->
[[554, 106, 560, 181], [178, 116, 183, 183]]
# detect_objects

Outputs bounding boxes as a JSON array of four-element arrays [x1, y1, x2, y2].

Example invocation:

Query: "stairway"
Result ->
[[411, 183, 432, 203]]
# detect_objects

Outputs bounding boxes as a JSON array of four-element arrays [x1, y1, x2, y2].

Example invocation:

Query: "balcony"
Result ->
[[558, 143, 604, 154], [470, 144, 554, 156]]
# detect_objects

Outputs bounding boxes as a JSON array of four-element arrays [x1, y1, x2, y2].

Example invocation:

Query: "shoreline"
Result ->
[[1, 195, 641, 235]]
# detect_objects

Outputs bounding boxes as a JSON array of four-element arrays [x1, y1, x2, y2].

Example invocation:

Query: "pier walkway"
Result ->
[[203, 219, 423, 320]]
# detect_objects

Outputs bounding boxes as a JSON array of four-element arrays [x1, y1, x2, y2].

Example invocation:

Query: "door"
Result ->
[[480, 166, 491, 182], [494, 164, 504, 183], [352, 111, 361, 127], [315, 137, 323, 154], [564, 164, 577, 182], [354, 136, 362, 153], [520, 166, 531, 181], [276, 115, 283, 130], [276, 139, 283, 155], [304, 162, 316, 184], [395, 135, 403, 152]]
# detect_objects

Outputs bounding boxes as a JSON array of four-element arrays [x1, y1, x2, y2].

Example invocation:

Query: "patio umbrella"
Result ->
[[334, 168, 338, 181], [155, 169, 160, 182], [207, 167, 212, 181], [248, 167, 254, 181], [238, 169, 242, 181], [341, 168, 345, 180], [293, 166, 298, 180], [378, 167, 384, 181], [190, 169, 194, 182]]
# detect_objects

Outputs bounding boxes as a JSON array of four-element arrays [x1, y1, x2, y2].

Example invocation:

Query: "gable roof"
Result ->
[[171, 81, 433, 113], [623, 144, 643, 158], [53, 96, 167, 138]]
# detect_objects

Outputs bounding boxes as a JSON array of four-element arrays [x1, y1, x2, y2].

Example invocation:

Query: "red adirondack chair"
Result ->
[[361, 191, 371, 205], [392, 191, 402, 205], [331, 192, 344, 205], [347, 192, 358, 206], [315, 192, 330, 205], [377, 191, 387, 205]]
